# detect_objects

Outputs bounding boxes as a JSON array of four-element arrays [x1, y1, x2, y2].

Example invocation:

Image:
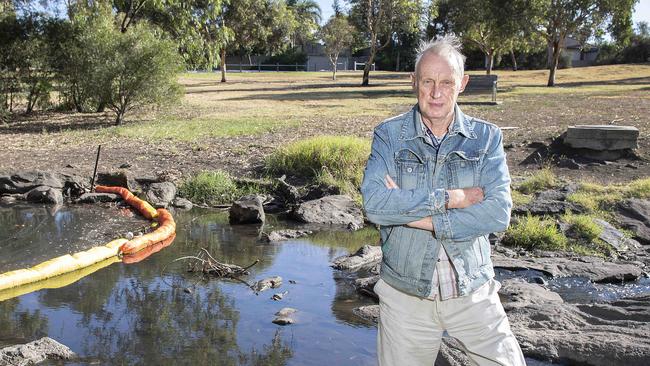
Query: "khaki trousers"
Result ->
[[375, 279, 526, 366]]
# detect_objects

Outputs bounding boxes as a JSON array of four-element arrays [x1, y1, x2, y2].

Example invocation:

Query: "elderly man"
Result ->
[[360, 36, 526, 366]]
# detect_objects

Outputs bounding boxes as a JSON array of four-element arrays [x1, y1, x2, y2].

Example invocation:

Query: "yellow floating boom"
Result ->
[[0, 185, 177, 296]]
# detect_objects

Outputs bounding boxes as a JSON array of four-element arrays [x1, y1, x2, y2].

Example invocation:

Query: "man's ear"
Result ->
[[459, 74, 469, 93]]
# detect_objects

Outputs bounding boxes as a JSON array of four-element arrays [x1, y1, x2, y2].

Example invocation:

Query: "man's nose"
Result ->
[[430, 83, 442, 98]]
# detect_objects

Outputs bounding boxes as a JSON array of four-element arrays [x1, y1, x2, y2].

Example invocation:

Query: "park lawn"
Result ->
[[100, 63, 650, 143], [1, 63, 649, 183]]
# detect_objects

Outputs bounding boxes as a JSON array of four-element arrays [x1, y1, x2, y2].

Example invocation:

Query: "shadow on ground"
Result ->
[[0, 112, 115, 135]]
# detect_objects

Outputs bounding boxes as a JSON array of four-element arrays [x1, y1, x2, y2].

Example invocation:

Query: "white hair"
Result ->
[[414, 35, 466, 81]]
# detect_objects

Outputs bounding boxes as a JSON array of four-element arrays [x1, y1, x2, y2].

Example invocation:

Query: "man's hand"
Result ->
[[386, 175, 484, 209], [447, 187, 484, 209]]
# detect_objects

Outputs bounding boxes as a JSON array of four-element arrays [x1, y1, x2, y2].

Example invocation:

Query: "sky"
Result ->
[[316, 0, 650, 28]]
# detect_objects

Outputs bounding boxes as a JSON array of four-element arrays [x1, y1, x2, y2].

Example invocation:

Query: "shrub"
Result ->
[[516, 168, 557, 195], [178, 170, 261, 206], [265, 136, 371, 196], [54, 6, 182, 124], [105, 22, 183, 125], [0, 14, 52, 114], [502, 215, 567, 251]]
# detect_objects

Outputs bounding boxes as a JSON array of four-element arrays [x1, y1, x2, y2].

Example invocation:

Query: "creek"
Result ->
[[1, 204, 649, 365]]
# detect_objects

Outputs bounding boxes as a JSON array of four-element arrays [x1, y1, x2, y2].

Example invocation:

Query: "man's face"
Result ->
[[412, 53, 469, 125]]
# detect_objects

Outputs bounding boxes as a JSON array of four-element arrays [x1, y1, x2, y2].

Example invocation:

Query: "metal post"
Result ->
[[276, 63, 279, 72], [90, 145, 102, 192]]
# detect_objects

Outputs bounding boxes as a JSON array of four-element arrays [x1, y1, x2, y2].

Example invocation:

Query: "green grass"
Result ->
[[561, 213, 603, 242], [567, 177, 650, 213], [178, 170, 263, 206], [511, 190, 533, 207], [502, 213, 616, 256], [627, 178, 650, 198], [265, 136, 371, 197], [516, 168, 558, 195], [104, 116, 300, 141], [502, 215, 567, 251]]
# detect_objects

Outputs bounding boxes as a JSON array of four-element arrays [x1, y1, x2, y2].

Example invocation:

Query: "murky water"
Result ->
[[0, 204, 150, 272], [2, 204, 647, 365], [0, 206, 378, 365]]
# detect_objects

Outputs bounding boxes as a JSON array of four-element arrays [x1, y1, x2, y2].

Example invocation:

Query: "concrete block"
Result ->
[[564, 125, 639, 150]]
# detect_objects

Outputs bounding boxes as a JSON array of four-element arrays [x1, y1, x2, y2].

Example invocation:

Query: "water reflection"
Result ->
[[0, 204, 148, 272], [0, 206, 377, 365], [0, 298, 48, 346]]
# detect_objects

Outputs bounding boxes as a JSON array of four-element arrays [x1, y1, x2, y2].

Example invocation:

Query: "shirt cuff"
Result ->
[[430, 188, 448, 214], [432, 211, 453, 240]]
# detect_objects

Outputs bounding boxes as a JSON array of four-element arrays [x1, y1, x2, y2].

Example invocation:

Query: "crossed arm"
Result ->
[[383, 175, 484, 232], [361, 126, 511, 240]]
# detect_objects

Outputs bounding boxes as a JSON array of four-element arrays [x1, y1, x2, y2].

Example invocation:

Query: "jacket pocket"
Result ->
[[395, 149, 425, 190], [446, 150, 481, 188]]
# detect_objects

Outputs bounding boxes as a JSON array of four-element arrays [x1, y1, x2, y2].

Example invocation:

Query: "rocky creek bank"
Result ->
[[334, 242, 650, 365], [3, 170, 650, 365], [0, 170, 367, 231]]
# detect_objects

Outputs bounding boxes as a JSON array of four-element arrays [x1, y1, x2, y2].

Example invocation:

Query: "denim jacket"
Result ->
[[360, 104, 512, 298]]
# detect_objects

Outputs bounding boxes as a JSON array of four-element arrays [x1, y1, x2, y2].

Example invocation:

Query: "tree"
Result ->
[[445, 0, 540, 74], [320, 15, 355, 80], [532, 0, 637, 86], [0, 13, 52, 114], [637, 21, 649, 38], [218, 0, 297, 83], [348, 0, 421, 86], [132, 0, 230, 73], [287, 0, 321, 50], [105, 22, 183, 125]]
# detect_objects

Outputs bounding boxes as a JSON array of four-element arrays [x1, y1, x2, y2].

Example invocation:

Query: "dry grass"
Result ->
[[1, 64, 649, 182]]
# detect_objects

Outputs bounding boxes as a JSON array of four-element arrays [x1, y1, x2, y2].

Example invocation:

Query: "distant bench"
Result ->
[[463, 74, 498, 104]]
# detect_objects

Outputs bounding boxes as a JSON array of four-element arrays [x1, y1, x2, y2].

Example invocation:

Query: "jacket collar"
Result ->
[[400, 104, 476, 141]]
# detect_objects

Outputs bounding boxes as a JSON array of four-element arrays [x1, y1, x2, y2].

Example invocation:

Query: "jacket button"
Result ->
[[460, 162, 466, 168], [407, 167, 413, 173]]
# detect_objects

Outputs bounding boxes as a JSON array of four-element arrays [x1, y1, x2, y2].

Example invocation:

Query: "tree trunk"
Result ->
[[485, 51, 494, 75], [395, 47, 400, 71], [96, 101, 106, 113], [220, 48, 227, 83], [510, 49, 517, 71], [547, 40, 561, 87], [115, 109, 125, 125], [362, 48, 377, 86], [332, 54, 338, 81]]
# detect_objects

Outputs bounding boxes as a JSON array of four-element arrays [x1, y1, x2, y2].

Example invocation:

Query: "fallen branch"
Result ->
[[161, 249, 259, 290]]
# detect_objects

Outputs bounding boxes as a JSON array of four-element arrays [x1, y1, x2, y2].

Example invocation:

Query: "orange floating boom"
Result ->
[[95, 185, 158, 220], [0, 186, 176, 295], [119, 208, 176, 255], [122, 233, 176, 264], [95, 185, 176, 255]]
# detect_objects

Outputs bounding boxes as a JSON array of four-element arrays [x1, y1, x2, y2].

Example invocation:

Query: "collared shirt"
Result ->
[[361, 104, 511, 298], [416, 109, 460, 301], [417, 107, 449, 149]]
